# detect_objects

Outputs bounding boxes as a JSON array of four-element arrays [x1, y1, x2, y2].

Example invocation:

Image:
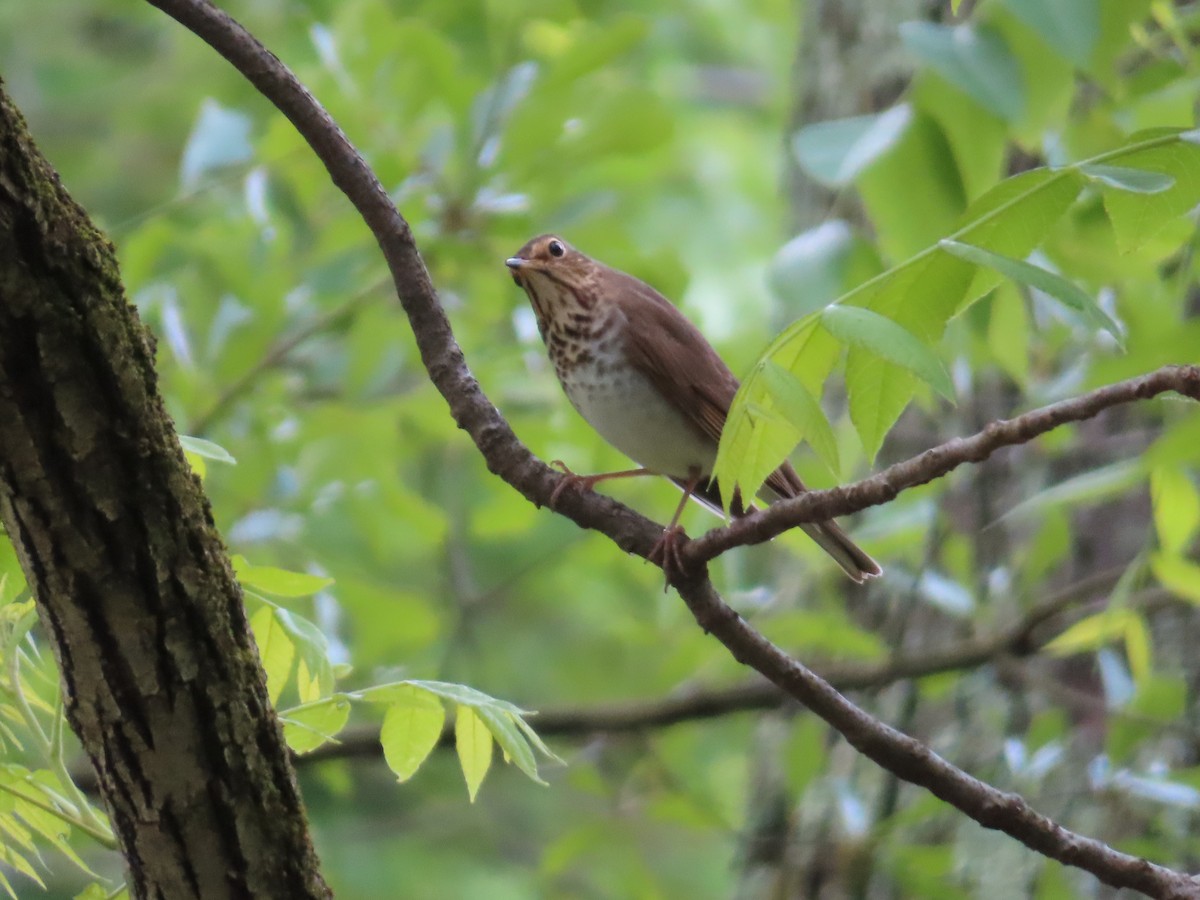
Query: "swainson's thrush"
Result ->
[[506, 234, 881, 582]]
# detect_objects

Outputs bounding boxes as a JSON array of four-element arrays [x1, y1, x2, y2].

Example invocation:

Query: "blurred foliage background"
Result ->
[[2, 0, 1200, 896]]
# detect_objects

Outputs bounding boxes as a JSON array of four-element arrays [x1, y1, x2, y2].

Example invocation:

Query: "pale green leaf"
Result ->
[[294, 658, 322, 706], [379, 688, 446, 782], [1150, 553, 1200, 605], [455, 705, 492, 802], [760, 362, 840, 476], [1101, 134, 1200, 252], [184, 452, 207, 479], [820, 305, 954, 399], [1124, 613, 1152, 683], [281, 696, 351, 754], [248, 606, 294, 707], [232, 556, 334, 597], [273, 610, 334, 701], [177, 435, 237, 464], [791, 105, 912, 187], [1045, 608, 1138, 656], [987, 285, 1030, 385], [1150, 466, 1200, 555]]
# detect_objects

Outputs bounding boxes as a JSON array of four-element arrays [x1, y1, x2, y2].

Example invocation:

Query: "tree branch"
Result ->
[[285, 564, 1120, 766], [686, 364, 1200, 564], [189, 280, 385, 435], [141, 1, 1200, 895]]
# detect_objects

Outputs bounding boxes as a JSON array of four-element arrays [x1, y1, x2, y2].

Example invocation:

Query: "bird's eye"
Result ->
[[548, 239, 566, 258]]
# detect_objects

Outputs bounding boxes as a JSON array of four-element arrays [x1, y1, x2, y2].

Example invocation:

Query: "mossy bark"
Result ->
[[0, 79, 330, 900]]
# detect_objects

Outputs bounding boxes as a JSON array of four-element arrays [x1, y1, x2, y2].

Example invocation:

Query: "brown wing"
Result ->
[[611, 267, 881, 581], [613, 269, 737, 447]]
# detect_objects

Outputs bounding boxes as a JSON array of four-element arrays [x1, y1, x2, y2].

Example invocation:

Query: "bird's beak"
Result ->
[[506, 256, 529, 285]]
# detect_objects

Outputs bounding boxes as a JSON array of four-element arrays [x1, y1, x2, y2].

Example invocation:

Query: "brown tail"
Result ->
[[674, 463, 882, 583]]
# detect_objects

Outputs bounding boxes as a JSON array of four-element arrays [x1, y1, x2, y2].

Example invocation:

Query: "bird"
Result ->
[[505, 234, 881, 583]]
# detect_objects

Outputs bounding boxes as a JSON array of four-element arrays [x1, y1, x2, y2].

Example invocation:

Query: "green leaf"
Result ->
[[233, 556, 334, 597], [177, 435, 237, 464], [1001, 0, 1099, 67], [1101, 134, 1200, 252], [273, 609, 335, 701], [1109, 675, 1188, 762], [1151, 466, 1200, 555], [938, 240, 1123, 344], [180, 99, 253, 190], [999, 459, 1146, 522], [248, 606, 294, 707], [1080, 164, 1175, 194], [768, 222, 866, 314], [791, 105, 912, 187], [759, 363, 840, 477], [379, 686, 445, 782], [473, 705, 547, 785], [1123, 613, 1152, 683], [715, 314, 824, 510], [900, 22, 1025, 122], [820, 305, 954, 399], [401, 679, 529, 715], [455, 705, 492, 802], [1045, 608, 1139, 656], [726, 157, 1089, 466], [856, 111, 966, 260], [1150, 553, 1200, 605], [987, 285, 1030, 385], [281, 696, 351, 754]]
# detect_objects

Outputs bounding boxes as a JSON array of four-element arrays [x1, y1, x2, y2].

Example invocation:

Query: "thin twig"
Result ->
[[189, 280, 385, 434]]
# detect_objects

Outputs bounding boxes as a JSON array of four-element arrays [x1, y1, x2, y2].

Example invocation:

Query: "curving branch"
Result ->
[[142, 1, 1200, 896], [686, 364, 1200, 564]]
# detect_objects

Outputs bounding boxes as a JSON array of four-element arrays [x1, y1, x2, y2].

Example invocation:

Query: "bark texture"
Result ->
[[0, 81, 329, 899]]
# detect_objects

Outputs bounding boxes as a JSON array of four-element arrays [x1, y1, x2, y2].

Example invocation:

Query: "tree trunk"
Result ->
[[0, 79, 330, 899]]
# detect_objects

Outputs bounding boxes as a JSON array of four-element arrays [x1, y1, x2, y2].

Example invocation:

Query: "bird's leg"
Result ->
[[547, 460, 659, 508], [647, 468, 702, 588]]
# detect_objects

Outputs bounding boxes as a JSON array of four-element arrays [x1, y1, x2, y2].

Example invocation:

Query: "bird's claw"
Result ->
[[548, 460, 598, 508], [647, 524, 688, 592]]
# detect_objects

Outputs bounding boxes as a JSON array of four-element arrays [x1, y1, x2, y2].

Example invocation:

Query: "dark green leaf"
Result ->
[[938, 240, 1123, 345], [1080, 164, 1174, 194], [900, 23, 1025, 122], [1001, 0, 1099, 66]]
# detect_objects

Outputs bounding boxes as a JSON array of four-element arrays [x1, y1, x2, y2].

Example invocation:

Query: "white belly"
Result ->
[[561, 361, 716, 479]]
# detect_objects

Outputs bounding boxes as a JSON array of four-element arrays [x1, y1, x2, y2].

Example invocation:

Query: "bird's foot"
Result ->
[[647, 524, 688, 592], [548, 460, 602, 508]]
